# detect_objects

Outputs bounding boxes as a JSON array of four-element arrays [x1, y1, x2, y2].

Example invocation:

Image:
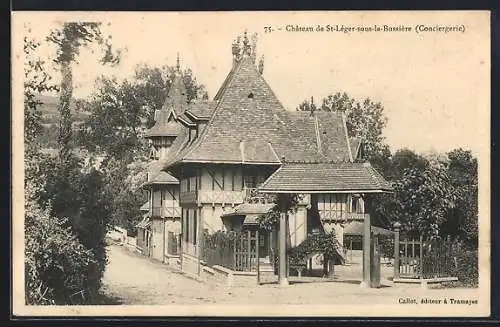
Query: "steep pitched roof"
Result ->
[[259, 162, 392, 193], [142, 160, 179, 188], [162, 54, 352, 168], [145, 71, 187, 138], [144, 118, 181, 137], [185, 101, 217, 120]]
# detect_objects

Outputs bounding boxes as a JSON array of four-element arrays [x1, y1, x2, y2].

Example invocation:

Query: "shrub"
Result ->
[[451, 242, 478, 287], [25, 199, 96, 305]]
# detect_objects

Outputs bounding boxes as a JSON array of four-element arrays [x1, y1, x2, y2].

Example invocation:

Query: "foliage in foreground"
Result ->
[[25, 186, 96, 305]]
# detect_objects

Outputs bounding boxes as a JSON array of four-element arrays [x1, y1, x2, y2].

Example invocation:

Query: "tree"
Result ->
[[76, 63, 208, 233], [79, 63, 208, 162], [46, 22, 121, 164], [24, 27, 58, 150], [390, 161, 456, 238], [32, 22, 121, 302], [441, 149, 478, 245], [24, 27, 99, 304]]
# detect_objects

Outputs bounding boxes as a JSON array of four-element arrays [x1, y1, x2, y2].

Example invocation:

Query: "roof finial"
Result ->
[[176, 52, 180, 72], [251, 32, 258, 63], [242, 30, 251, 56], [232, 36, 241, 64], [310, 96, 316, 116]]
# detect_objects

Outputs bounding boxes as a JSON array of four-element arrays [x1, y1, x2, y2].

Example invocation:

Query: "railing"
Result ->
[[319, 211, 369, 221], [180, 190, 198, 205], [198, 190, 245, 206], [202, 230, 259, 272], [151, 206, 181, 218], [244, 188, 277, 204], [395, 236, 457, 279]]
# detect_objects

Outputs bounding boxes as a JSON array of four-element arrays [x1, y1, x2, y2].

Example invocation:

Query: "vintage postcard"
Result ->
[[12, 11, 490, 317]]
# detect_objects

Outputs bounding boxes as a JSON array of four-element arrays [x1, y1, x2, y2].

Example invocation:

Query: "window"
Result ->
[[190, 176, 197, 191], [231, 170, 235, 191]]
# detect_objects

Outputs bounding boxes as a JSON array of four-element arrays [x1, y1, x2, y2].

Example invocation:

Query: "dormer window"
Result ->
[[248, 92, 254, 99]]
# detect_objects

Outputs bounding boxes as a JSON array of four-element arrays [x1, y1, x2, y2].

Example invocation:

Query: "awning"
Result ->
[[221, 203, 275, 225], [221, 203, 275, 217], [259, 162, 392, 193], [140, 201, 150, 212], [343, 221, 394, 237]]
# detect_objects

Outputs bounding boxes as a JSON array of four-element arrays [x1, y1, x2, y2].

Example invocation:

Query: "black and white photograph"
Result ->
[[12, 11, 490, 316]]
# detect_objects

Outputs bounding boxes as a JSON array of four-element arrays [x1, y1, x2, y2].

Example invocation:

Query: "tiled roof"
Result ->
[[162, 71, 189, 114], [221, 203, 275, 225], [162, 54, 351, 168], [146, 171, 179, 185], [185, 101, 217, 120], [142, 160, 179, 187], [349, 137, 362, 160], [144, 117, 181, 137], [259, 162, 392, 193], [145, 70, 187, 137], [343, 221, 394, 236]]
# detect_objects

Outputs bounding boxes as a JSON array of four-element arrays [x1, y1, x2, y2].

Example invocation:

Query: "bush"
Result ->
[[25, 199, 97, 305], [451, 242, 478, 287], [288, 232, 342, 265]]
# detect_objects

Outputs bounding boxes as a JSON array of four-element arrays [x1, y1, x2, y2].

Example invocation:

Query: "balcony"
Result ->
[[319, 211, 369, 222], [151, 206, 182, 218], [180, 190, 198, 205], [198, 190, 245, 206]]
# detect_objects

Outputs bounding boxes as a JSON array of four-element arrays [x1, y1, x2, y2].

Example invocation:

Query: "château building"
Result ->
[[136, 33, 391, 278]]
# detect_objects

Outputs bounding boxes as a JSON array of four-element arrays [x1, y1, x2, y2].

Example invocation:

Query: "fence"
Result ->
[[395, 235, 457, 280], [202, 230, 260, 272]]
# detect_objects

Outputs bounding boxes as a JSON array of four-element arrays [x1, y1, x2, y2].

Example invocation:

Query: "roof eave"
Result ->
[[258, 188, 393, 194], [174, 159, 283, 165], [184, 110, 210, 121]]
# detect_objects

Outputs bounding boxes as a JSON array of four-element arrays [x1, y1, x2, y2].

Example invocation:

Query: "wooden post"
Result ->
[[361, 198, 371, 288], [256, 229, 260, 285], [179, 233, 183, 270], [162, 221, 166, 264], [247, 230, 251, 271], [393, 223, 400, 280], [419, 235, 424, 280], [279, 211, 289, 286]]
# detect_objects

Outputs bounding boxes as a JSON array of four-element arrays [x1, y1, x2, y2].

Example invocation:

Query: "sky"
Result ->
[[14, 11, 490, 156]]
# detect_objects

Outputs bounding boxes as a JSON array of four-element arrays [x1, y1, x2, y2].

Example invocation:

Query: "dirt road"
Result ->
[[101, 245, 480, 306]]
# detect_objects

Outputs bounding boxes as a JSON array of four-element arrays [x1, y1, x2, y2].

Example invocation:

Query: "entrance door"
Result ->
[[151, 219, 165, 262]]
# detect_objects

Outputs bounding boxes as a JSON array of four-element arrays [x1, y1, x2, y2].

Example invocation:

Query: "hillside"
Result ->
[[35, 94, 90, 149], [36, 94, 90, 125]]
